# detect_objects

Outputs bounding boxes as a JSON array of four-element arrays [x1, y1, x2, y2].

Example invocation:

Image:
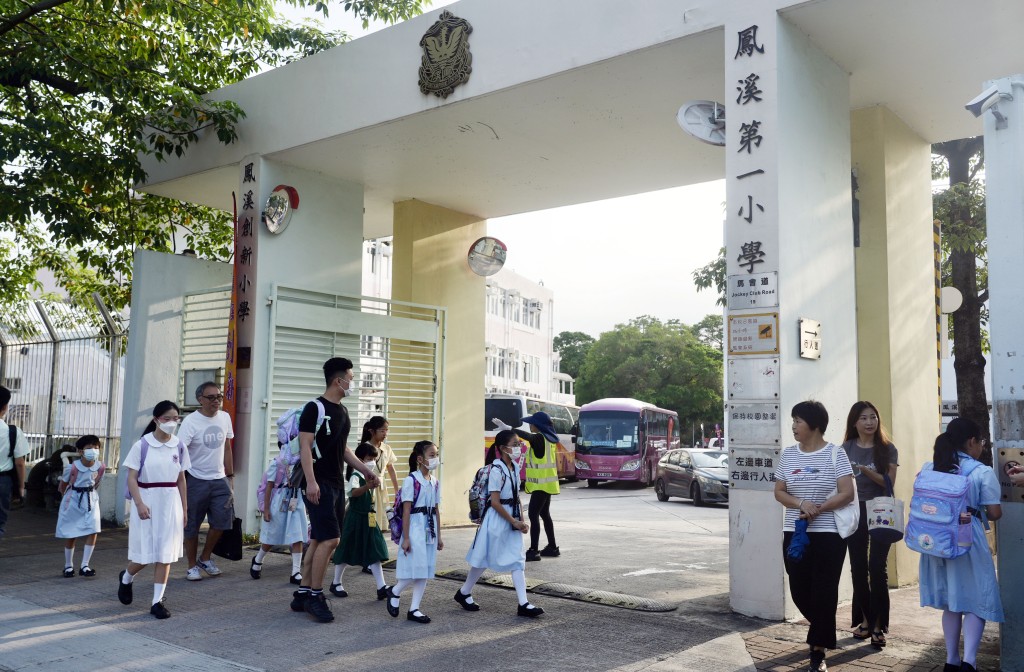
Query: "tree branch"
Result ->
[[0, 0, 76, 36], [977, 289, 989, 304], [0, 69, 90, 95]]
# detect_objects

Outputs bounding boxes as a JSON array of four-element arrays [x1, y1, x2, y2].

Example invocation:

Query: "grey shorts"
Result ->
[[184, 473, 234, 537]]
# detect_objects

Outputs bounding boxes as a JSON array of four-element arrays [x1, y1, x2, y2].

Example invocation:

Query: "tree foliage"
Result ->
[[692, 247, 727, 308], [553, 330, 595, 380], [0, 0, 425, 310], [575, 316, 722, 431], [690, 313, 723, 351]]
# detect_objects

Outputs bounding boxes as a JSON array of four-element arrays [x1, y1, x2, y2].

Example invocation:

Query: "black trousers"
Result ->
[[528, 490, 555, 550], [783, 530, 848, 649], [847, 500, 893, 631]]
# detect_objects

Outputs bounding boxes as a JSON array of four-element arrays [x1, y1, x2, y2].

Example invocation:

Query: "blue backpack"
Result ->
[[904, 459, 981, 559]]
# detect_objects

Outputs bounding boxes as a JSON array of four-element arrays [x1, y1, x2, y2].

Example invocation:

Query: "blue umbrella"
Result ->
[[787, 518, 810, 560]]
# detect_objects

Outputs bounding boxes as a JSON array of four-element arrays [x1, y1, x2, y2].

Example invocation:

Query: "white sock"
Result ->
[[81, 544, 95, 567], [333, 563, 347, 585], [391, 578, 411, 608], [512, 569, 529, 605], [291, 552, 302, 575], [122, 569, 135, 585], [942, 610, 963, 665], [962, 613, 986, 665], [254, 548, 268, 564], [152, 583, 166, 605], [460, 566, 486, 603], [410, 579, 427, 612], [64, 548, 74, 568], [369, 562, 385, 590]]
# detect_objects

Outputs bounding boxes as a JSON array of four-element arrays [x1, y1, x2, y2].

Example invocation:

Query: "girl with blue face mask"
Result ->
[[56, 435, 106, 578]]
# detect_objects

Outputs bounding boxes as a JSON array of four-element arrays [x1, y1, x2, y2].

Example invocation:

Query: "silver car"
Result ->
[[654, 449, 729, 506]]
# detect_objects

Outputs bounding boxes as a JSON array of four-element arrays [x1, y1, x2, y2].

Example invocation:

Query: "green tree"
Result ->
[[933, 138, 990, 454], [693, 247, 727, 307], [0, 0, 425, 310], [576, 316, 722, 432], [690, 313, 723, 351], [553, 330, 595, 380]]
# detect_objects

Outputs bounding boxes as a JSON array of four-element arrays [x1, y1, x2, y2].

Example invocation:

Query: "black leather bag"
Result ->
[[211, 517, 244, 561]]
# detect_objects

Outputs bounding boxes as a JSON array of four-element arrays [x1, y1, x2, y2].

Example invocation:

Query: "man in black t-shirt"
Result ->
[[290, 357, 379, 623]]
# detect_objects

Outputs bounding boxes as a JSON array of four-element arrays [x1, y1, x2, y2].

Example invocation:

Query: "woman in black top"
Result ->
[[841, 401, 898, 649]]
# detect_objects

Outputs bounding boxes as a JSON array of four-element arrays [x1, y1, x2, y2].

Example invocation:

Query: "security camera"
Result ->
[[965, 80, 1013, 118]]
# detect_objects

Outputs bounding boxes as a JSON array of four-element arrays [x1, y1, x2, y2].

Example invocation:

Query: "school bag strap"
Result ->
[[125, 438, 184, 500], [7, 424, 14, 459]]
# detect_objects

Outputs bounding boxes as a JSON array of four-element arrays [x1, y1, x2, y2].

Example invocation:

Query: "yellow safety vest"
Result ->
[[525, 439, 560, 495]]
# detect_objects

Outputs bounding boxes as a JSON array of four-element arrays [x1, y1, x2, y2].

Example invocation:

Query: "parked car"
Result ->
[[654, 449, 729, 506]]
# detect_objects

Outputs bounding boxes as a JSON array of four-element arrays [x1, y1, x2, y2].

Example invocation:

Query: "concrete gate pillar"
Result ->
[[725, 13, 858, 620], [392, 199, 486, 521], [850, 106, 939, 588]]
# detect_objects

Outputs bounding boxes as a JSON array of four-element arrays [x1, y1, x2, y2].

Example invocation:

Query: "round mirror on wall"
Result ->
[[263, 185, 299, 235], [467, 236, 507, 276]]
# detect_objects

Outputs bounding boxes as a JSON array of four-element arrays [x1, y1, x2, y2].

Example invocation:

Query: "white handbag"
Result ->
[[866, 474, 905, 543], [830, 445, 860, 538]]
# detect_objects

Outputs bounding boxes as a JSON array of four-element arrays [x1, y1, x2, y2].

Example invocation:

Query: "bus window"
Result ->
[[484, 397, 524, 430]]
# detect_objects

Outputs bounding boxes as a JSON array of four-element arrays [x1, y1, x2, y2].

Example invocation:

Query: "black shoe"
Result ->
[[117, 571, 133, 605], [304, 592, 335, 623], [454, 589, 481, 611], [944, 665, 962, 672], [150, 600, 171, 619], [517, 602, 544, 618], [385, 587, 400, 618], [361, 566, 372, 574], [79, 566, 96, 577], [377, 585, 391, 601], [329, 583, 348, 598], [525, 549, 541, 562], [808, 649, 826, 672], [290, 590, 309, 612], [960, 664, 977, 672], [63, 567, 75, 578], [249, 557, 262, 580], [407, 609, 431, 623], [539, 545, 560, 557], [290, 572, 302, 585]]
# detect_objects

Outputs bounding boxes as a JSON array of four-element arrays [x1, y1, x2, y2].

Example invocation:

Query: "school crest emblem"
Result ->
[[418, 11, 473, 99]]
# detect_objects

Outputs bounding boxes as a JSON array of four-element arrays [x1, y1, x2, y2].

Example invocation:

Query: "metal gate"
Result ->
[[179, 289, 232, 404], [265, 285, 445, 470]]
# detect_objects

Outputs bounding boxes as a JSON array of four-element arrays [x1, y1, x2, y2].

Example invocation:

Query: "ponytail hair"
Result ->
[[360, 416, 388, 444], [409, 440, 434, 473], [934, 417, 981, 473], [347, 442, 378, 481], [143, 400, 180, 437], [487, 429, 517, 465]]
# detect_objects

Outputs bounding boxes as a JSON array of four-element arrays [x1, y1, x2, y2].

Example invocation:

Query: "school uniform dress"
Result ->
[[918, 453, 1004, 622], [466, 461, 526, 573], [372, 442, 398, 524], [395, 471, 440, 580], [334, 472, 389, 566], [259, 460, 309, 546], [55, 459, 103, 539], [124, 434, 191, 565]]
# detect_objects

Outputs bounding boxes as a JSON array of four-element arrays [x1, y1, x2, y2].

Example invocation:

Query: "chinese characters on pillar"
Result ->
[[224, 158, 260, 416]]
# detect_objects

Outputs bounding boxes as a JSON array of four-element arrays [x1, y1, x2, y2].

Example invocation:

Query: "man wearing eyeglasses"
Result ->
[[178, 382, 235, 581]]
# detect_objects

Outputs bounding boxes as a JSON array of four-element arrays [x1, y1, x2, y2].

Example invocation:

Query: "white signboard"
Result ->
[[728, 272, 778, 310], [727, 357, 780, 400], [799, 318, 822, 360], [728, 312, 779, 355], [729, 446, 779, 491], [727, 403, 781, 445], [996, 445, 1024, 504]]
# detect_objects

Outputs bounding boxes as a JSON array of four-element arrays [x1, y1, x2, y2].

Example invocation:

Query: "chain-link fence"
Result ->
[[0, 295, 126, 468]]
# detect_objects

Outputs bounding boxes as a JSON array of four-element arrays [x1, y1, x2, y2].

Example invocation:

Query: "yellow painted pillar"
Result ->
[[850, 106, 940, 586], [392, 199, 486, 525]]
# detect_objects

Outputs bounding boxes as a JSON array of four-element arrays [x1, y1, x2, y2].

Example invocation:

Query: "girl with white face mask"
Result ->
[[56, 434, 107, 578], [118, 400, 191, 620], [456, 430, 545, 617], [385, 440, 443, 623], [329, 443, 390, 599]]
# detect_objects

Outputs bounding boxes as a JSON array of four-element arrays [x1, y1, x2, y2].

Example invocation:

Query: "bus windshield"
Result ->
[[577, 411, 639, 455]]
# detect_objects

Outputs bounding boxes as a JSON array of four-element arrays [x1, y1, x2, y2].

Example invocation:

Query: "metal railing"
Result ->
[[0, 294, 126, 467]]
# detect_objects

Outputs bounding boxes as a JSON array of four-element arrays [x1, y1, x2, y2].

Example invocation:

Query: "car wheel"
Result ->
[[655, 479, 669, 502], [587, 479, 599, 488], [691, 482, 705, 507]]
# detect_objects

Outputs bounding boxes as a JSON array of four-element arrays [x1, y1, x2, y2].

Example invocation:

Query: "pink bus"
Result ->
[[574, 398, 680, 487]]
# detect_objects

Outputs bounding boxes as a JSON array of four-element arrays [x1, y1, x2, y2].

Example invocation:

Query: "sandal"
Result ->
[[851, 624, 871, 640], [870, 630, 886, 649]]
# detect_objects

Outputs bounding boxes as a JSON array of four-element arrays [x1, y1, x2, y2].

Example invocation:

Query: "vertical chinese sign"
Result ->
[[224, 159, 259, 431]]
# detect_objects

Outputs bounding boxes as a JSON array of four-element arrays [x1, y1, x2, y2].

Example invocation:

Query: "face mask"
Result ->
[[425, 457, 440, 471], [364, 461, 377, 472], [505, 445, 522, 458], [341, 379, 355, 397], [158, 421, 177, 435], [83, 448, 99, 461]]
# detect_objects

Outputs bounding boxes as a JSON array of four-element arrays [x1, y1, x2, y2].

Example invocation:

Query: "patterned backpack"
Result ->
[[905, 459, 981, 559], [389, 478, 422, 544]]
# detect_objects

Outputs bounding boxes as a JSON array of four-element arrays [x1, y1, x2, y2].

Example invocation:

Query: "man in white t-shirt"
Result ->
[[0, 386, 31, 542], [178, 382, 235, 580]]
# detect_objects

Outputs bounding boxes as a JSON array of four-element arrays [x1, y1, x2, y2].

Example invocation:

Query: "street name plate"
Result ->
[[727, 403, 781, 445], [727, 271, 778, 310], [727, 357, 780, 399], [729, 446, 780, 491]]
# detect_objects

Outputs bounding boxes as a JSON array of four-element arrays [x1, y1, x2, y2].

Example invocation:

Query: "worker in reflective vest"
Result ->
[[492, 411, 560, 562]]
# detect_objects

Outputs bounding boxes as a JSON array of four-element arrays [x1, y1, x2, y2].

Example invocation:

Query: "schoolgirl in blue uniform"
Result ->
[[56, 435, 105, 577]]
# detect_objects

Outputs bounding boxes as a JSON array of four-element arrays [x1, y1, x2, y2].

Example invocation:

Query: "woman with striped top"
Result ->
[[774, 401, 856, 672]]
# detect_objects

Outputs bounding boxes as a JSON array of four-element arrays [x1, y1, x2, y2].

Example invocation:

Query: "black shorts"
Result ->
[[304, 483, 345, 542]]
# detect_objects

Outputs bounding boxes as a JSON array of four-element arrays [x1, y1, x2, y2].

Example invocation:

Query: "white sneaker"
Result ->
[[196, 558, 222, 576], [185, 566, 203, 581]]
